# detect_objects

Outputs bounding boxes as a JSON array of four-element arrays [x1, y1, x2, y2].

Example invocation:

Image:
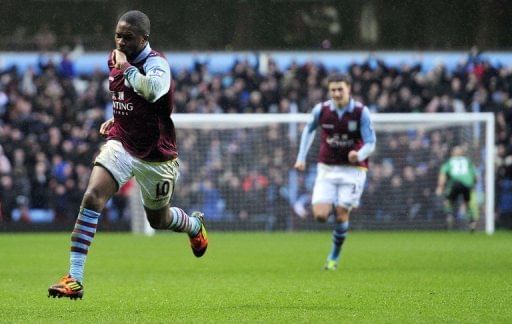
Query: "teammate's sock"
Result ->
[[443, 202, 455, 229], [443, 202, 453, 216], [168, 207, 201, 236], [467, 207, 477, 232], [69, 208, 100, 282], [328, 221, 349, 262]]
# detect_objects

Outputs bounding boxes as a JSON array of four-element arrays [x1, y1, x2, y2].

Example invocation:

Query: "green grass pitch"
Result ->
[[1, 231, 511, 323]]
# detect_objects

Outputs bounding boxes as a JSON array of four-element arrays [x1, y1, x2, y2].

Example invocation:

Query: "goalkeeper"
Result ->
[[436, 146, 479, 231], [294, 73, 376, 270]]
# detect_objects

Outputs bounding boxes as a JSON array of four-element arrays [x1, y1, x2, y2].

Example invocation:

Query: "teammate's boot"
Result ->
[[324, 259, 338, 271], [469, 219, 477, 233], [48, 275, 84, 300], [189, 211, 208, 257]]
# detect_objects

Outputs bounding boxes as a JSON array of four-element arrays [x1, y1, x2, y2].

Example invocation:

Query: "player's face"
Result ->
[[328, 81, 351, 107], [115, 21, 146, 59]]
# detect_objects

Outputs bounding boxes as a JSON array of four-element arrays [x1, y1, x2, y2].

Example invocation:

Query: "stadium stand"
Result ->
[[0, 47, 511, 230]]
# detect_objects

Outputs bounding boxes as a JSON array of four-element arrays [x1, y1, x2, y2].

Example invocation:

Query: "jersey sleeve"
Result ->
[[356, 106, 376, 161], [124, 56, 171, 103], [295, 104, 321, 163]]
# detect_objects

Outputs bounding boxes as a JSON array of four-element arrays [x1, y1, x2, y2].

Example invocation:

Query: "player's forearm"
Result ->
[[124, 66, 169, 103], [356, 142, 375, 161], [296, 106, 320, 163], [437, 174, 446, 188]]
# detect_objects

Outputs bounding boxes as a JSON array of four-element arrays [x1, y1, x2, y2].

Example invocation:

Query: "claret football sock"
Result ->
[[168, 207, 201, 236], [69, 208, 100, 282], [328, 221, 349, 262]]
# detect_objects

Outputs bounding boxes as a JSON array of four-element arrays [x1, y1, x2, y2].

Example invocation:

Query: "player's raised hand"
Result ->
[[113, 49, 128, 69], [294, 161, 306, 171], [99, 118, 114, 136]]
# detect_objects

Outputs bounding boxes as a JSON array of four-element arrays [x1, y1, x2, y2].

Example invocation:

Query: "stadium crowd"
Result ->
[[0, 46, 511, 229]]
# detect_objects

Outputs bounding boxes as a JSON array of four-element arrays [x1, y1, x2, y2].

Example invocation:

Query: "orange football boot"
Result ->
[[189, 211, 208, 257], [48, 275, 84, 300]]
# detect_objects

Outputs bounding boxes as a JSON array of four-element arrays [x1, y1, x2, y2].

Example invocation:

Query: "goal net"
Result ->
[[130, 113, 495, 234]]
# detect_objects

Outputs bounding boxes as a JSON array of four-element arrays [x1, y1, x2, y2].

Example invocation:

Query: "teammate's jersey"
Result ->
[[318, 100, 368, 168], [295, 98, 376, 169], [107, 44, 177, 162], [440, 156, 477, 188]]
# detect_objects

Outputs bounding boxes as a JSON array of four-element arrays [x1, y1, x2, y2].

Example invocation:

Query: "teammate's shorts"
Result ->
[[312, 163, 367, 209], [94, 140, 179, 210]]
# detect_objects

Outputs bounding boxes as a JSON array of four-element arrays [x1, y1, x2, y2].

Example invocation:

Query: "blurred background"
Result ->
[[0, 0, 511, 232], [1, 0, 512, 51]]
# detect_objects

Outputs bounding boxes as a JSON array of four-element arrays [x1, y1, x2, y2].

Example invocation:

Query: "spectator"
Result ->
[[0, 45, 510, 232]]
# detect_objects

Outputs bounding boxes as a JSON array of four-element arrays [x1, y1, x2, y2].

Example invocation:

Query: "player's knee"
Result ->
[[312, 204, 331, 222], [314, 213, 329, 223], [82, 188, 106, 210]]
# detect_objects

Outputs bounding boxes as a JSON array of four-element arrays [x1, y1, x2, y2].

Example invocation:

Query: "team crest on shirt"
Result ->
[[111, 91, 124, 101], [348, 121, 358, 131]]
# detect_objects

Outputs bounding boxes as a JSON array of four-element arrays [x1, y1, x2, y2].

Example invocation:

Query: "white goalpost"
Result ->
[[369, 113, 495, 234], [130, 112, 495, 234]]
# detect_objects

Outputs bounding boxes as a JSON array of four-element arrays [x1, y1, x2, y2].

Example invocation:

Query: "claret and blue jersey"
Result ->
[[107, 43, 177, 162], [296, 98, 376, 169]]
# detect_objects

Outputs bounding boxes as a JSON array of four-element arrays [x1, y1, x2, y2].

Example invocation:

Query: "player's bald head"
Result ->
[[118, 10, 150, 37], [451, 146, 464, 156]]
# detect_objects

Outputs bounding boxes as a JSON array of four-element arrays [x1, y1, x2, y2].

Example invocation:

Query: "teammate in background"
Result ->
[[48, 10, 208, 300], [436, 146, 479, 232], [294, 74, 376, 270]]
